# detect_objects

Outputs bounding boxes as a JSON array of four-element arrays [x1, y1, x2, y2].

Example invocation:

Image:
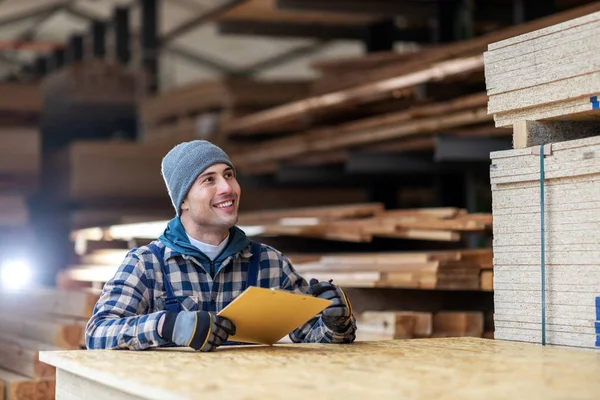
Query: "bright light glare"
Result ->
[[0, 259, 32, 291]]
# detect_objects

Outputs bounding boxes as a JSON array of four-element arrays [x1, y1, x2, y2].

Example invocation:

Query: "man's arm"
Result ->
[[85, 249, 168, 350], [278, 253, 356, 344]]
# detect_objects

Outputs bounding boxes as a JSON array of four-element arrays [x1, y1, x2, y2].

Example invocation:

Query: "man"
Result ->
[[86, 140, 356, 351]]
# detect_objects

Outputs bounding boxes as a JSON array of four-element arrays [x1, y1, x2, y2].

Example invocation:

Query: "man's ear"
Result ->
[[180, 198, 189, 211]]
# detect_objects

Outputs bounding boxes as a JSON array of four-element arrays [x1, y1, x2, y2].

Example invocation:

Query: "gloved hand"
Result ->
[[307, 279, 353, 333], [160, 311, 235, 352]]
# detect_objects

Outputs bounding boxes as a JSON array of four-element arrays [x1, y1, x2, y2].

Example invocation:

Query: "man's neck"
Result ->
[[180, 218, 229, 246]]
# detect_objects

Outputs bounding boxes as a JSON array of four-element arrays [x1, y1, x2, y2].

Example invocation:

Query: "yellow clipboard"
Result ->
[[217, 286, 332, 345]]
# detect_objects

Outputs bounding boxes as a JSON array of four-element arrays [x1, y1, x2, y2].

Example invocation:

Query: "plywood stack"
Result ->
[[483, 9, 600, 350], [484, 10, 600, 146], [0, 287, 100, 400], [139, 77, 311, 146], [490, 136, 600, 349]]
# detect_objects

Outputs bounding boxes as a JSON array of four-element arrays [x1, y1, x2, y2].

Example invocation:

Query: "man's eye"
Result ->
[[204, 177, 214, 183]]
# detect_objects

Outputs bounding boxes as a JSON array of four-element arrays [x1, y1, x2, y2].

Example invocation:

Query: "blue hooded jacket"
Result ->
[[158, 217, 250, 276]]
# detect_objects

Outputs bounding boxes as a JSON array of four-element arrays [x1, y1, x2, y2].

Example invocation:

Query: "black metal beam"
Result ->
[[276, 0, 435, 18], [166, 45, 238, 74], [91, 20, 106, 58], [161, 0, 245, 44], [34, 56, 48, 76], [51, 48, 65, 70], [141, 0, 159, 92], [67, 34, 84, 64], [218, 19, 432, 42], [346, 151, 438, 174], [114, 7, 131, 65], [275, 165, 356, 185], [513, 0, 557, 24], [433, 136, 512, 162], [433, 0, 462, 43], [218, 19, 367, 40], [364, 18, 395, 52]]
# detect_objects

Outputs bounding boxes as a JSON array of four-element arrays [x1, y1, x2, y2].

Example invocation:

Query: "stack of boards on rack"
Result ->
[[485, 10, 600, 349]]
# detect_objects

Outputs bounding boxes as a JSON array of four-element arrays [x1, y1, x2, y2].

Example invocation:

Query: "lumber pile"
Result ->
[[0, 287, 100, 400], [484, 10, 600, 133], [490, 136, 600, 349], [213, 3, 600, 175], [239, 204, 492, 243], [139, 78, 311, 145], [59, 203, 492, 290], [355, 311, 487, 341], [294, 248, 492, 291]]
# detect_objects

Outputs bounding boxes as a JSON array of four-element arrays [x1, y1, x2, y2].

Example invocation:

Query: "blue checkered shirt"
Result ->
[[86, 240, 356, 350]]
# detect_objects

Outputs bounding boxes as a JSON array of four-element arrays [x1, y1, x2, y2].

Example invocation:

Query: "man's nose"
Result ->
[[216, 177, 233, 194]]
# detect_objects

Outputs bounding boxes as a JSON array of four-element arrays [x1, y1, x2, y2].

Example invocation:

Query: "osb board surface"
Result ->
[[40, 338, 600, 400]]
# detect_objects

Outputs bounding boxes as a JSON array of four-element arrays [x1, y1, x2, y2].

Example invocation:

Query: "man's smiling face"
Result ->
[[180, 163, 241, 231]]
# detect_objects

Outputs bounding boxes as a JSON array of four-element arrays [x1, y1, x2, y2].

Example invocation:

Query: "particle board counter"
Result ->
[[39, 338, 600, 399]]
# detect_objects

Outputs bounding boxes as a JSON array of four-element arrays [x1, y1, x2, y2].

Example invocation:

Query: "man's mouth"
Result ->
[[213, 200, 234, 209]]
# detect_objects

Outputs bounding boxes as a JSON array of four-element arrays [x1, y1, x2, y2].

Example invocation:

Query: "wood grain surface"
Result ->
[[41, 338, 600, 400]]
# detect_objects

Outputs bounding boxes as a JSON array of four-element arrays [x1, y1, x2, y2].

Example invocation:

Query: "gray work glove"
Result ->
[[308, 279, 353, 333], [161, 311, 235, 351]]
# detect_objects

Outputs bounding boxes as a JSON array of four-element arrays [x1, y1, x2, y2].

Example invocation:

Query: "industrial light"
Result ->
[[0, 258, 32, 291]]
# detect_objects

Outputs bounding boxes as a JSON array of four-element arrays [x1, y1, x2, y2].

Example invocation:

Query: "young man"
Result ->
[[86, 140, 356, 351]]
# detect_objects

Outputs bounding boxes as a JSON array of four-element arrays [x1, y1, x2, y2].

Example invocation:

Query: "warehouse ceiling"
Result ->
[[0, 0, 416, 91], [0, 0, 594, 92]]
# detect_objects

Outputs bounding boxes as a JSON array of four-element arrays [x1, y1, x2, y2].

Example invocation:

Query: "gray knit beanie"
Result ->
[[161, 140, 235, 215]]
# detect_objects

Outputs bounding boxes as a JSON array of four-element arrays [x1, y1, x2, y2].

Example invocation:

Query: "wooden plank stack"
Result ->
[[238, 204, 492, 243], [139, 77, 311, 146], [483, 10, 600, 146], [490, 136, 600, 349], [0, 287, 100, 400], [355, 311, 487, 341], [60, 203, 493, 292], [294, 248, 492, 291]]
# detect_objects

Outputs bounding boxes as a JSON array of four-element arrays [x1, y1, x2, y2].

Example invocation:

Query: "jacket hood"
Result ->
[[158, 217, 250, 268]]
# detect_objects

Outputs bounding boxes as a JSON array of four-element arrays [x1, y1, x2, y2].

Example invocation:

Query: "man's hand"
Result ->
[[307, 279, 353, 332], [160, 311, 236, 351]]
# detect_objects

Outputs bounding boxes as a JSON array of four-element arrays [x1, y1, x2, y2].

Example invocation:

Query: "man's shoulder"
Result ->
[[253, 241, 289, 262], [123, 240, 167, 265]]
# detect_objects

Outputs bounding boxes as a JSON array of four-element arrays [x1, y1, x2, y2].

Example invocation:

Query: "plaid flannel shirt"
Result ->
[[86, 240, 356, 350]]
